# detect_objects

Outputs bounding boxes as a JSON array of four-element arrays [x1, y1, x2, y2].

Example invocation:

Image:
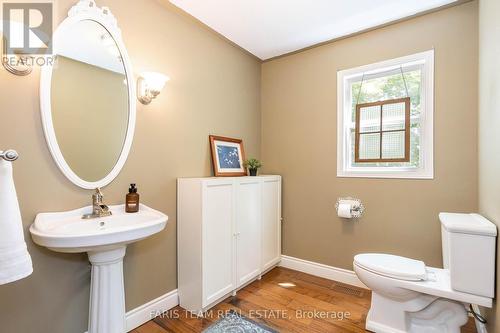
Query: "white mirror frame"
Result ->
[[40, 0, 136, 189]]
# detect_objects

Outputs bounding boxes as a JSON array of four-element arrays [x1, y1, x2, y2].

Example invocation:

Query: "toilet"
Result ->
[[354, 213, 497, 333]]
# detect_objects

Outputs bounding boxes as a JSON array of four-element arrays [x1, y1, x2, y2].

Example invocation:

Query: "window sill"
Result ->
[[337, 168, 433, 179]]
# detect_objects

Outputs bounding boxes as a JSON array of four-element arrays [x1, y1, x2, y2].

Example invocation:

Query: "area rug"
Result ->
[[203, 310, 278, 333]]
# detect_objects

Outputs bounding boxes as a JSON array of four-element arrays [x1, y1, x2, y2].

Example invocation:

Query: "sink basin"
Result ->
[[30, 204, 168, 333], [30, 204, 167, 253]]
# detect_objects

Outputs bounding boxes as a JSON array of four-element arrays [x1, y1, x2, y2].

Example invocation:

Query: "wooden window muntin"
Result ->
[[355, 97, 410, 163]]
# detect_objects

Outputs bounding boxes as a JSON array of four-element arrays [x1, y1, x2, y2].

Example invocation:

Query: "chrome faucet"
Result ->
[[82, 188, 112, 219]]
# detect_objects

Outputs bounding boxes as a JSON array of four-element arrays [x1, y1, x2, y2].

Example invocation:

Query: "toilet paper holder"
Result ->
[[335, 197, 365, 218]]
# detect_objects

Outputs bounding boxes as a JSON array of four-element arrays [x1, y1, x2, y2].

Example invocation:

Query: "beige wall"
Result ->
[[0, 0, 261, 332], [0, 1, 484, 332], [478, 0, 500, 330], [261, 2, 478, 270]]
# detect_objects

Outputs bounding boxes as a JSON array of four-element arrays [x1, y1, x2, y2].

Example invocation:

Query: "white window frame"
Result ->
[[337, 50, 434, 179]]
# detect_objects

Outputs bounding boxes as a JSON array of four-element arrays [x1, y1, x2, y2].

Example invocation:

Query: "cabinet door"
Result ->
[[261, 177, 281, 271], [236, 179, 262, 287], [202, 181, 235, 307]]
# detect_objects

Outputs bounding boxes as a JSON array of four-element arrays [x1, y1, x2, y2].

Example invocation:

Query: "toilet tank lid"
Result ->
[[439, 213, 497, 236]]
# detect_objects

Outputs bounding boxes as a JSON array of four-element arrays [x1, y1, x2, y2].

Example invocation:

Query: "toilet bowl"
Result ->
[[354, 213, 497, 333], [354, 254, 469, 333]]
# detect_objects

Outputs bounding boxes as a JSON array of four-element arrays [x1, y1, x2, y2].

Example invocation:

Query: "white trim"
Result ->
[[40, 0, 137, 189], [125, 289, 179, 332], [279, 255, 368, 289], [336, 50, 434, 179], [84, 289, 179, 333]]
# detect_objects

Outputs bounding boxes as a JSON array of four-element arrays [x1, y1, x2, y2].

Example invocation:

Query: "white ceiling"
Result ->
[[169, 0, 458, 60]]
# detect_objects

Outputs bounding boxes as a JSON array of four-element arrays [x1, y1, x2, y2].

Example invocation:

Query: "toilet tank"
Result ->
[[440, 212, 497, 298]]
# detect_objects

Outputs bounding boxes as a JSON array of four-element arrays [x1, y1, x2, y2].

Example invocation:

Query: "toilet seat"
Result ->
[[354, 253, 427, 281], [354, 259, 492, 307]]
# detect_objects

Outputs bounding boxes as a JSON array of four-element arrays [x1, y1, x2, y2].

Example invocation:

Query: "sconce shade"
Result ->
[[141, 72, 169, 91], [137, 71, 169, 105]]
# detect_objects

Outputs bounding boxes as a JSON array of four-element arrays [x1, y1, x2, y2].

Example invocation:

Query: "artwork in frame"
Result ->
[[209, 135, 247, 177]]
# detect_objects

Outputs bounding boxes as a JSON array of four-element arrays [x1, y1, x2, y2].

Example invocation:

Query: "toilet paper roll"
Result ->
[[337, 202, 353, 218]]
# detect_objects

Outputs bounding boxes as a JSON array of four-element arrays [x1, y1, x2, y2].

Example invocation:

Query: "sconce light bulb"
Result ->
[[137, 71, 169, 105], [140, 72, 169, 91]]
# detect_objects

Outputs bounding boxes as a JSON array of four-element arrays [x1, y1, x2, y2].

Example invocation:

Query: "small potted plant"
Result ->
[[244, 158, 262, 176]]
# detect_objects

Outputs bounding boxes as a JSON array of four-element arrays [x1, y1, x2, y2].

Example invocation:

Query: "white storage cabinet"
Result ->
[[177, 176, 281, 313]]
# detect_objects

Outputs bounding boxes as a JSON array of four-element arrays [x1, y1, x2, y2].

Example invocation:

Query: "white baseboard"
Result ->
[[279, 255, 368, 289], [126, 289, 179, 331], [84, 289, 179, 333]]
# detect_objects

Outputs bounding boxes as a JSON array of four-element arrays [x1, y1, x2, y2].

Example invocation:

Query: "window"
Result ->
[[337, 50, 434, 179], [355, 97, 410, 163]]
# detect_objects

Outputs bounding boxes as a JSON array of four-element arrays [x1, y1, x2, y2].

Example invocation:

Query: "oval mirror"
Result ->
[[40, 1, 136, 189]]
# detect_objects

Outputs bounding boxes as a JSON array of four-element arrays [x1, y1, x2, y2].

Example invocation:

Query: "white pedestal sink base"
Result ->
[[88, 246, 127, 333], [31, 204, 168, 333]]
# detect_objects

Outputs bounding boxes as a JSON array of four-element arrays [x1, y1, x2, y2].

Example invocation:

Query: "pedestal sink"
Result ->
[[30, 204, 168, 333]]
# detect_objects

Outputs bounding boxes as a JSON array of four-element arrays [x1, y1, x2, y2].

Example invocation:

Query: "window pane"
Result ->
[[350, 69, 422, 122], [409, 124, 420, 167], [382, 101, 406, 131], [359, 133, 380, 159], [351, 125, 420, 168], [359, 105, 380, 132], [348, 66, 424, 169], [382, 131, 405, 159]]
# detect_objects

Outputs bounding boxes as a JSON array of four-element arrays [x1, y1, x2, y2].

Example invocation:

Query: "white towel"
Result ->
[[0, 159, 32, 285]]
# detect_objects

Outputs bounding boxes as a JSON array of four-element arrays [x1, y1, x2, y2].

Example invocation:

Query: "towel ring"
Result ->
[[0, 150, 19, 162]]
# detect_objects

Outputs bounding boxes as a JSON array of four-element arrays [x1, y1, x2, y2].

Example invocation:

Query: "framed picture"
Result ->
[[209, 135, 247, 177]]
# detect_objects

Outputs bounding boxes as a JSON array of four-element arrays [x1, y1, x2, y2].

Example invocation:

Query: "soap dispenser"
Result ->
[[126, 184, 140, 213]]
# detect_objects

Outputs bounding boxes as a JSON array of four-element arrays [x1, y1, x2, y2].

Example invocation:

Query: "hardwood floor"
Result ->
[[132, 267, 477, 333]]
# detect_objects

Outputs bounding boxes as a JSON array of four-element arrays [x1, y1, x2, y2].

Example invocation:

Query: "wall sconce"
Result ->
[[137, 72, 169, 105], [2, 37, 32, 76], [1, 21, 33, 76], [2, 53, 33, 76]]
